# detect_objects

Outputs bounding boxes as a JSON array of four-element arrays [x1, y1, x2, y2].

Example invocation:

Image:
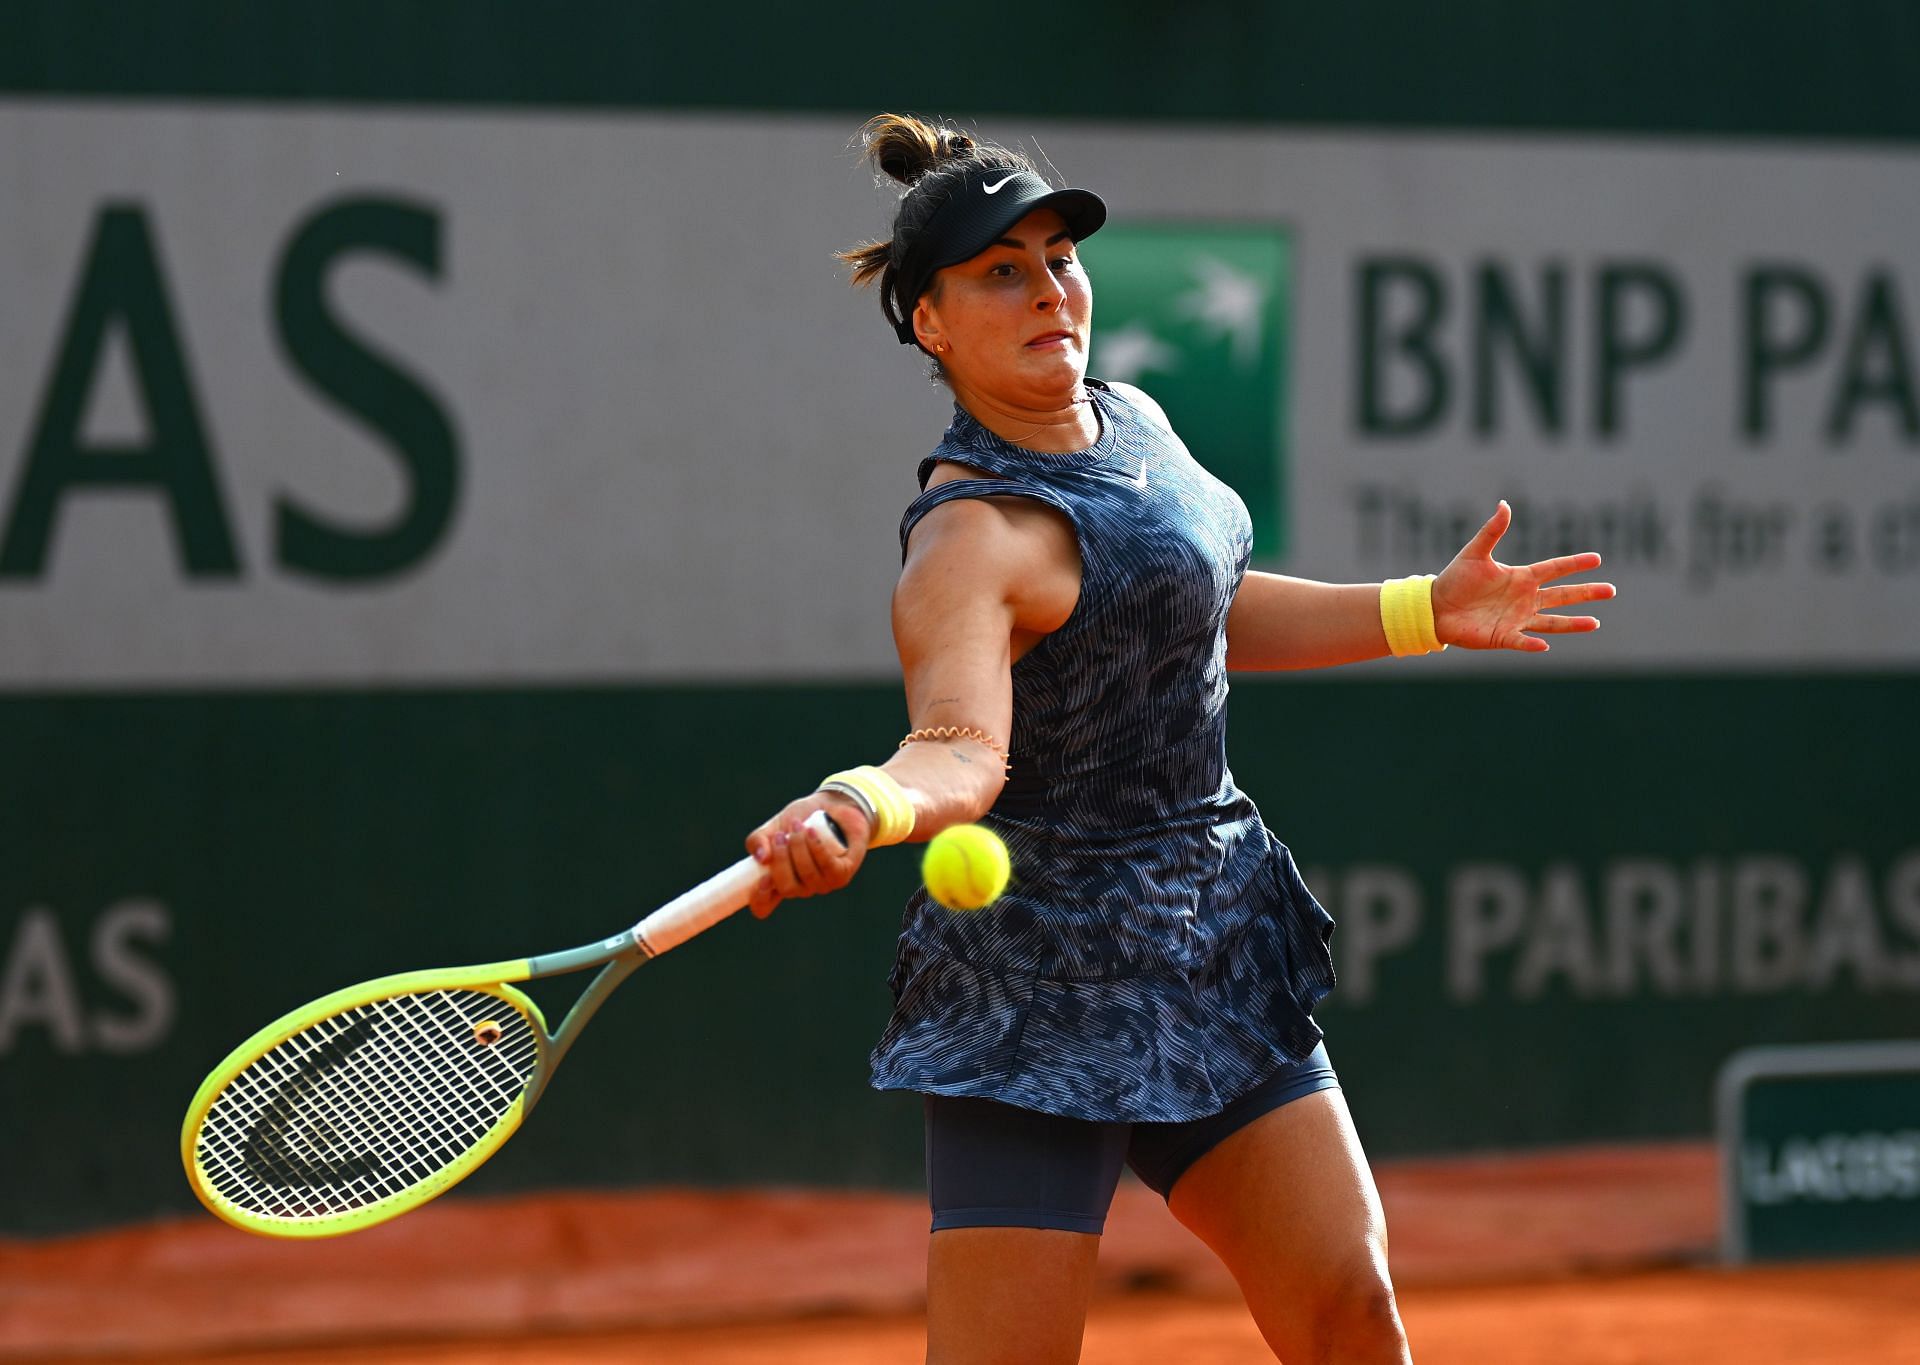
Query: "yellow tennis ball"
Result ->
[[922, 824, 1011, 911]]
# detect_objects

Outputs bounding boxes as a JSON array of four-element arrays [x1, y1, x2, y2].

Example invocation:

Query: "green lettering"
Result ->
[[1356, 257, 1448, 436], [1, 205, 240, 579], [1595, 263, 1685, 438], [1825, 270, 1920, 443], [1742, 265, 1831, 440], [1473, 261, 1567, 436], [274, 198, 460, 581]]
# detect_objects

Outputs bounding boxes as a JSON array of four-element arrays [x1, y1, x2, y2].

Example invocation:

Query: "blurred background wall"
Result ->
[[2, 2, 1917, 1236]]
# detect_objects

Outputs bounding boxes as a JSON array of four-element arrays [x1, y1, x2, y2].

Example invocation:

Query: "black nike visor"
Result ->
[[890, 167, 1107, 344]]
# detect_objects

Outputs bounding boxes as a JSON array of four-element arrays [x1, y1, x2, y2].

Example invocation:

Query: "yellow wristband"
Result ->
[[817, 766, 916, 847], [1380, 575, 1446, 657]]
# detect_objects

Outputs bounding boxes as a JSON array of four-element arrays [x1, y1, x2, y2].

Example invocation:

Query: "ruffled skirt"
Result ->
[[868, 840, 1337, 1123]]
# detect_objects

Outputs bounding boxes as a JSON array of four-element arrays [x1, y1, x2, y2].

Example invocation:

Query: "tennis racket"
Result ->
[[181, 810, 843, 1239]]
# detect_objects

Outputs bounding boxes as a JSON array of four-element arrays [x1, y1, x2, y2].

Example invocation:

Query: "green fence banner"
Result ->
[[1720, 1042, 1920, 1263]]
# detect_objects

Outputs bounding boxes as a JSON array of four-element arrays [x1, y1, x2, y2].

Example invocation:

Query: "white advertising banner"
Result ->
[[1, 103, 1915, 684]]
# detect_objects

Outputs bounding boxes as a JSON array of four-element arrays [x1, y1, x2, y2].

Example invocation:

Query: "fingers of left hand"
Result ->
[[1527, 612, 1602, 635], [1528, 552, 1604, 583], [1537, 582, 1617, 610], [1462, 500, 1513, 559]]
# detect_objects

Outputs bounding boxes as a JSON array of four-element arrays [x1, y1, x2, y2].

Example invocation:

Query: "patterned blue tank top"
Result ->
[[867, 380, 1337, 1123]]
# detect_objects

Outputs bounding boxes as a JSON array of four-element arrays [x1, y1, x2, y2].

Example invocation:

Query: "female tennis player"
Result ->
[[745, 115, 1614, 1365]]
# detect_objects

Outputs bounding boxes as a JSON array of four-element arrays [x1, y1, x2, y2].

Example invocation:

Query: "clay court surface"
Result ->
[[9, 1143, 1920, 1363], [101, 1270, 1920, 1365]]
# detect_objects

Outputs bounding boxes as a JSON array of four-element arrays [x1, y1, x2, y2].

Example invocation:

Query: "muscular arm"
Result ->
[[745, 484, 1079, 914], [881, 490, 1078, 827], [1225, 572, 1391, 672], [1226, 499, 1616, 670]]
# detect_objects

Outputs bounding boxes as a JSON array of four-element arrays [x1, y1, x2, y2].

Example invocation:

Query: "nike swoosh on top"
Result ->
[[982, 174, 1018, 194]]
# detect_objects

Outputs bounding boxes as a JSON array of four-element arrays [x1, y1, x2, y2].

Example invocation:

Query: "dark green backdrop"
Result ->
[[4, 675, 1917, 1233], [5, 1, 1920, 142]]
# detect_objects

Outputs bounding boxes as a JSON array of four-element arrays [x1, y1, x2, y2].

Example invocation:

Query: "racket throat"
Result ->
[[521, 952, 645, 1111]]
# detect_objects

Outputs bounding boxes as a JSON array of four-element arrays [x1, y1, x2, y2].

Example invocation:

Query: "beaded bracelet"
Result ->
[[900, 725, 1012, 771]]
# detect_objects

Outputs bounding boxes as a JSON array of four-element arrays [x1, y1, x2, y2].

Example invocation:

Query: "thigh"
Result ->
[[1166, 1088, 1405, 1362], [922, 1094, 1131, 1365], [927, 1226, 1102, 1365]]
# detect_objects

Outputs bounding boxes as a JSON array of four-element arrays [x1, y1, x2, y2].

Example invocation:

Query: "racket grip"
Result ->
[[629, 809, 844, 958]]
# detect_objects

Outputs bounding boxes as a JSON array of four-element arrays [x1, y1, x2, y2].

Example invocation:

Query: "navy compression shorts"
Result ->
[[923, 1043, 1338, 1234]]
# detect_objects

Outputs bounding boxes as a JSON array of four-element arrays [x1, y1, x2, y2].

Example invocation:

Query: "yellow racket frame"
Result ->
[[180, 959, 546, 1239], [181, 811, 837, 1239]]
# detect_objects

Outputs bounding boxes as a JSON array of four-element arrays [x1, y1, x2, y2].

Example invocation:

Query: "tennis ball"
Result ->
[[922, 824, 1011, 911]]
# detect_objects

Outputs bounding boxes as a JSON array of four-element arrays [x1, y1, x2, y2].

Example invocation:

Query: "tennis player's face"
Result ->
[[924, 207, 1092, 403]]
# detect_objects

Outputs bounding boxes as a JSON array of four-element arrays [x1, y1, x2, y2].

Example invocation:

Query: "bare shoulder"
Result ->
[[903, 485, 1074, 574], [1103, 381, 1174, 433], [899, 482, 1080, 638]]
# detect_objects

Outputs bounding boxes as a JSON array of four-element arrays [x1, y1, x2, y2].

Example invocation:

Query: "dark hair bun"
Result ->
[[860, 113, 982, 188]]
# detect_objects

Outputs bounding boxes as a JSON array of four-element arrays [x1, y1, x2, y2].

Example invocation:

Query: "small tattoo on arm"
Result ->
[[928, 696, 962, 708], [949, 748, 973, 764]]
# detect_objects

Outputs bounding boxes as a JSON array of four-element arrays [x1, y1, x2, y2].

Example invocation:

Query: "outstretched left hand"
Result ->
[[1432, 501, 1617, 653]]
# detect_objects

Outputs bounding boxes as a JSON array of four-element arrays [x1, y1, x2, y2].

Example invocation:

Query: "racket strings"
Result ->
[[195, 988, 540, 1222], [202, 992, 537, 1217]]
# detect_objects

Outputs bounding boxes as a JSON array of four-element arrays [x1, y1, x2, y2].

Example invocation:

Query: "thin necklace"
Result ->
[[999, 388, 1093, 446]]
